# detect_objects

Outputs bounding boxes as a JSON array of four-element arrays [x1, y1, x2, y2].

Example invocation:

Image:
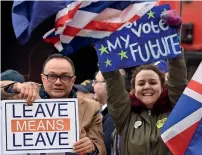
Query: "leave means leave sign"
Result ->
[[1, 99, 79, 154]]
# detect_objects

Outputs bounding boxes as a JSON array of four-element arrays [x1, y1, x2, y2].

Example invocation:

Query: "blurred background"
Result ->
[[1, 1, 202, 83]]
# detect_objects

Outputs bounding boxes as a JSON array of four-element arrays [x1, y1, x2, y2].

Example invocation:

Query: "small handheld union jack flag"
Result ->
[[161, 62, 202, 155]]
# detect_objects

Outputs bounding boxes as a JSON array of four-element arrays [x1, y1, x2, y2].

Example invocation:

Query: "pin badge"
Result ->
[[134, 121, 142, 128]]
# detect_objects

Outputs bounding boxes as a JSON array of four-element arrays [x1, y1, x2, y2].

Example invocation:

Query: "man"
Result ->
[[74, 80, 94, 99], [1, 54, 106, 155], [92, 71, 115, 155]]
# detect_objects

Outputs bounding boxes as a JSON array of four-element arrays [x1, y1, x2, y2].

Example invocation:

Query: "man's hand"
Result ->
[[73, 137, 96, 154], [12, 82, 40, 105]]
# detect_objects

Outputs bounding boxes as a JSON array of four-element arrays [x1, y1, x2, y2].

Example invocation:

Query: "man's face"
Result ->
[[92, 71, 107, 105], [41, 58, 76, 98]]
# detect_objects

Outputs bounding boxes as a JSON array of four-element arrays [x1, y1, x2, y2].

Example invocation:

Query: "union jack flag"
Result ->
[[43, 1, 157, 55], [161, 62, 202, 155], [12, 1, 73, 44]]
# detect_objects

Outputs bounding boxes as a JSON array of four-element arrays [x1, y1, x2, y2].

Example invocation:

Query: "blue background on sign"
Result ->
[[95, 4, 181, 72]]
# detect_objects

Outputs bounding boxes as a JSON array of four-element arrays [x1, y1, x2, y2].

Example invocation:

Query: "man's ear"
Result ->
[[41, 74, 45, 82], [72, 76, 76, 83]]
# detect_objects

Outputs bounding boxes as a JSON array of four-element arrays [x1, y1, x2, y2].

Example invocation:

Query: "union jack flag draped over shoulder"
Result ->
[[161, 62, 202, 155], [43, 1, 157, 55]]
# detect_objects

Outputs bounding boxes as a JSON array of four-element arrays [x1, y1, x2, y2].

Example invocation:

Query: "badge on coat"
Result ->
[[156, 118, 167, 128], [134, 121, 142, 128]]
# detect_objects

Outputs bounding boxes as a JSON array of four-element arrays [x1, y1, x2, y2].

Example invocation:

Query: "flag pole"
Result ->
[[179, 0, 183, 44]]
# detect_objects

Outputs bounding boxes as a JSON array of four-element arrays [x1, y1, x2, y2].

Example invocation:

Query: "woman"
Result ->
[[111, 61, 170, 155], [103, 51, 187, 155]]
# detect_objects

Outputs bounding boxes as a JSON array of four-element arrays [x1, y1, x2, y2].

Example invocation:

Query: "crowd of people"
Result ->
[[0, 8, 190, 155], [0, 50, 187, 155]]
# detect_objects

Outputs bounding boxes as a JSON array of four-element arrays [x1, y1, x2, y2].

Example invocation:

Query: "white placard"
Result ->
[[1, 98, 79, 154]]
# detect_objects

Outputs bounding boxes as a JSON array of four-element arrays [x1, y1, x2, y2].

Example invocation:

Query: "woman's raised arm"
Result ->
[[167, 49, 188, 107]]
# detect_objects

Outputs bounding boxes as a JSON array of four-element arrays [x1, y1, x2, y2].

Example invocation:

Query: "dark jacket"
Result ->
[[102, 107, 115, 155], [103, 53, 187, 155]]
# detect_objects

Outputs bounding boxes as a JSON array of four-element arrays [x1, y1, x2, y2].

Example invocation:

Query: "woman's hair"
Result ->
[[131, 64, 166, 89]]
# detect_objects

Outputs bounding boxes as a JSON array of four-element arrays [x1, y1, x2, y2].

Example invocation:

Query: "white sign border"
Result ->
[[1, 98, 80, 154]]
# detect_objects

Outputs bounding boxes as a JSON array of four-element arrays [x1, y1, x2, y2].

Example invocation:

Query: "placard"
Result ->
[[95, 4, 181, 72], [1, 98, 79, 154]]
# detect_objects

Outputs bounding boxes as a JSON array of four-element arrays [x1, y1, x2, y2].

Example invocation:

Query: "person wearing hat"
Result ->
[[0, 70, 25, 94], [1, 69, 25, 83], [74, 80, 94, 100]]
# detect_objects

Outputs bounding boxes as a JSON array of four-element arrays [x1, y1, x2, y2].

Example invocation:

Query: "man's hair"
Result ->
[[42, 53, 75, 75]]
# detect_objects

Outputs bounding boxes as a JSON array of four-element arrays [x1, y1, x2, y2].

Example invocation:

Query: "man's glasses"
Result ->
[[42, 74, 74, 82]]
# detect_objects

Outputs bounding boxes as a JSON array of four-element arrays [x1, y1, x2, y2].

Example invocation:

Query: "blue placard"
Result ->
[[95, 4, 181, 73]]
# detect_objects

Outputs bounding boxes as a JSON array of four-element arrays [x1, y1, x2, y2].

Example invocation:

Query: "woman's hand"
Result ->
[[161, 10, 182, 33]]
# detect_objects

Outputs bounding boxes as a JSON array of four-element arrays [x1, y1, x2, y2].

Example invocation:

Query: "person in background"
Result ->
[[93, 71, 115, 155], [0, 69, 25, 99], [1, 69, 25, 82], [1, 53, 106, 155], [154, 60, 168, 81], [74, 80, 94, 99]]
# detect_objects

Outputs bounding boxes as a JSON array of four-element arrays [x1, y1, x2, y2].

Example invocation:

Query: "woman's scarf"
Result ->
[[130, 87, 172, 114]]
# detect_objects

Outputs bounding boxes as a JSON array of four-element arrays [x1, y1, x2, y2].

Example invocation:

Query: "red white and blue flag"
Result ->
[[43, 1, 157, 55], [161, 62, 202, 155], [12, 1, 72, 44]]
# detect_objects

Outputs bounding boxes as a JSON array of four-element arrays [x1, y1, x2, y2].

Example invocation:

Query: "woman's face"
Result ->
[[134, 70, 163, 109]]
